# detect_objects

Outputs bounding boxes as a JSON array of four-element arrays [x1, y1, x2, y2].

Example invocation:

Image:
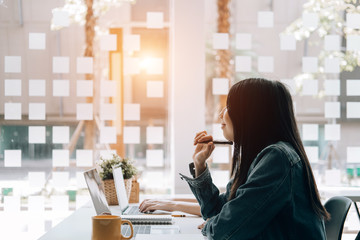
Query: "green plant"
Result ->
[[98, 154, 137, 180]]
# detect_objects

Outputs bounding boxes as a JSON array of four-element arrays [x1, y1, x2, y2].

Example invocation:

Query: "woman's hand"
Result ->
[[193, 131, 215, 177], [139, 199, 175, 213]]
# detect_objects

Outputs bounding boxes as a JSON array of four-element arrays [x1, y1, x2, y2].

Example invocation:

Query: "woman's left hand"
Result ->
[[139, 199, 175, 213]]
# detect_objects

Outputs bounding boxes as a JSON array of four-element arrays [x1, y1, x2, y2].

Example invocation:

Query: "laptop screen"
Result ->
[[83, 168, 111, 215], [112, 166, 130, 212]]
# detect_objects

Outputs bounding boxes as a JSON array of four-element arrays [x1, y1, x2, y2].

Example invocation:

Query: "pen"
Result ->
[[171, 214, 186, 217], [198, 140, 233, 145]]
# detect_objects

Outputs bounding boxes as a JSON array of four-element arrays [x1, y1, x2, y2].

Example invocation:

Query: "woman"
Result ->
[[180, 78, 329, 239], [139, 198, 201, 216]]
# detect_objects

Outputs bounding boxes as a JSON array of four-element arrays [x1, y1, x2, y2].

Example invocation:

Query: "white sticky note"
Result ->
[[123, 34, 140, 52], [324, 58, 340, 73], [5, 79, 21, 96], [347, 102, 360, 118], [213, 33, 229, 50], [146, 149, 164, 167], [51, 196, 69, 212], [29, 33, 46, 50], [302, 124, 318, 140], [52, 57, 69, 73], [211, 170, 229, 188], [235, 56, 251, 72], [29, 79, 46, 96], [99, 150, 117, 160], [347, 35, 360, 51], [146, 58, 163, 75], [76, 103, 93, 120], [258, 56, 274, 73], [52, 10, 69, 27], [100, 103, 116, 120], [258, 11, 274, 28], [280, 35, 296, 50], [28, 172, 45, 187], [76, 172, 87, 188], [29, 103, 46, 120], [101, 80, 117, 97], [142, 171, 165, 188], [324, 79, 340, 96], [4, 103, 21, 120], [212, 123, 226, 140], [236, 33, 251, 50], [212, 147, 230, 164], [4, 196, 20, 212], [100, 126, 116, 144], [304, 146, 319, 163], [28, 126, 46, 144], [124, 103, 140, 121], [146, 12, 164, 29], [346, 80, 360, 96], [52, 172, 69, 188], [52, 126, 69, 144], [302, 57, 318, 73], [123, 126, 140, 144], [76, 195, 91, 210], [52, 150, 69, 167], [100, 34, 117, 51], [76, 80, 93, 97], [147, 81, 163, 98], [324, 35, 340, 51], [324, 124, 341, 141], [4, 56, 21, 73], [53, 80, 69, 96], [303, 12, 318, 29], [76, 57, 93, 74], [146, 126, 163, 144], [346, 13, 360, 29], [347, 147, 360, 163], [76, 150, 93, 167], [280, 79, 296, 95], [124, 57, 140, 75], [324, 102, 340, 118], [212, 78, 229, 95], [302, 79, 318, 96], [325, 169, 341, 186], [4, 150, 21, 167], [28, 196, 45, 213]]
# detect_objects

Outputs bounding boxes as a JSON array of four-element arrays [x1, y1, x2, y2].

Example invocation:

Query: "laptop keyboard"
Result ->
[[127, 206, 141, 215], [121, 225, 151, 239]]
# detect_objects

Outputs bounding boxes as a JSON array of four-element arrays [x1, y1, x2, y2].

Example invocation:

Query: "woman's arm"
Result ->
[[139, 199, 201, 216]]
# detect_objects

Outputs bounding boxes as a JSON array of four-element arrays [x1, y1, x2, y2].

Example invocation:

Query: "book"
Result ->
[[121, 215, 173, 225]]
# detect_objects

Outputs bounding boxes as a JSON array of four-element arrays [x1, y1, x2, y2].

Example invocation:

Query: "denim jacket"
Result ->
[[180, 141, 326, 240]]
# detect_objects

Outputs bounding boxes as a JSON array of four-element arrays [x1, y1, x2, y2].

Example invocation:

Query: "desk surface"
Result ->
[[39, 204, 205, 240]]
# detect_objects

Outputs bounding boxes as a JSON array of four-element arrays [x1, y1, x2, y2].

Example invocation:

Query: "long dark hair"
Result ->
[[227, 78, 330, 220]]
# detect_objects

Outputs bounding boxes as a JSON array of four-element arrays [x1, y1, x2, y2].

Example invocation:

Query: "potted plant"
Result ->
[[97, 153, 137, 205]]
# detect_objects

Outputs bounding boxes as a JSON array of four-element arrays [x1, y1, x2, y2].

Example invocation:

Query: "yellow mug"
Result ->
[[92, 215, 134, 240]]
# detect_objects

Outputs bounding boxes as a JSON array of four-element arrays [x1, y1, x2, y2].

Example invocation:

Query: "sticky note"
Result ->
[[76, 195, 91, 209], [146, 149, 164, 167], [99, 150, 117, 159], [4, 150, 21, 167], [123, 34, 140, 52], [52, 10, 69, 27], [100, 126, 117, 144], [4, 79, 21, 96], [324, 58, 340, 73], [147, 81, 163, 98], [235, 56, 251, 72], [302, 57, 318, 73], [52, 172, 69, 188], [4, 56, 21, 73], [52, 149, 69, 167], [211, 170, 229, 188], [76, 80, 93, 97], [124, 57, 140, 75], [324, 79, 340, 96], [213, 33, 229, 50], [124, 103, 140, 121], [29, 79, 46, 96], [212, 78, 229, 95], [346, 13, 360, 29], [304, 146, 319, 163], [324, 169, 341, 186], [53, 80, 70, 96], [280, 35, 296, 50], [52, 126, 69, 144], [28, 126, 46, 144], [146, 126, 163, 144], [324, 124, 341, 141], [324, 102, 340, 118], [302, 124, 318, 140], [324, 35, 340, 51], [52, 57, 69, 73], [347, 35, 360, 51], [76, 57, 93, 74], [51, 196, 69, 212], [302, 79, 318, 96], [76, 149, 93, 167], [258, 11, 274, 28], [29, 33, 46, 50], [100, 103, 116, 120], [4, 196, 20, 212], [347, 147, 360, 163], [146, 12, 164, 29], [100, 34, 117, 51], [346, 80, 360, 96], [101, 80, 117, 97], [4, 103, 21, 120], [347, 102, 360, 118], [123, 126, 140, 144], [235, 33, 252, 50], [142, 171, 164, 188], [258, 56, 274, 72], [28, 172, 45, 187], [28, 103, 46, 120], [280, 79, 296, 95], [212, 146, 230, 164], [28, 196, 45, 213], [212, 123, 226, 140], [76, 103, 93, 120], [302, 12, 319, 29], [146, 58, 163, 75], [76, 172, 87, 188]]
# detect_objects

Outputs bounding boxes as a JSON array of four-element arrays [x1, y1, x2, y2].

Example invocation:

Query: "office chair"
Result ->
[[324, 196, 352, 240]]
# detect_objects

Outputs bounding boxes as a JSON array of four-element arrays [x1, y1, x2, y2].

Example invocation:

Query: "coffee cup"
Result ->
[[92, 215, 134, 240]]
